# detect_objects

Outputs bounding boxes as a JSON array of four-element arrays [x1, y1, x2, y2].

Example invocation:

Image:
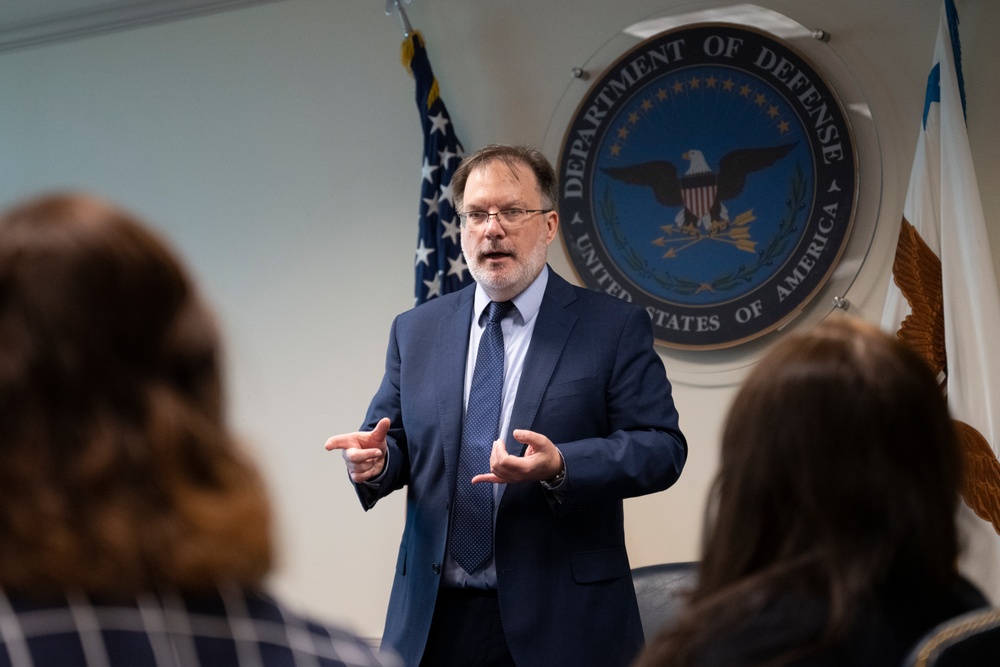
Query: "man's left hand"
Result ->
[[471, 429, 564, 484]]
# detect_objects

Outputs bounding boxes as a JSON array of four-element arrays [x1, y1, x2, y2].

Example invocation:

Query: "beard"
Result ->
[[464, 234, 548, 299]]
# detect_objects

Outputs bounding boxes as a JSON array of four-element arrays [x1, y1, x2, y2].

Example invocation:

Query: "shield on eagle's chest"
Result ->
[[681, 172, 717, 219]]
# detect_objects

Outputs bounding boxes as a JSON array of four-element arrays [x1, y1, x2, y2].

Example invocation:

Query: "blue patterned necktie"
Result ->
[[450, 300, 515, 574]]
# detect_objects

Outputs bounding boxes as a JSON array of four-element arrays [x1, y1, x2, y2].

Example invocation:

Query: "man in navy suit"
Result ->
[[326, 144, 686, 667]]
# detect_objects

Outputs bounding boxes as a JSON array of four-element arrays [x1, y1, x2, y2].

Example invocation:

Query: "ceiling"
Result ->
[[0, 0, 284, 53]]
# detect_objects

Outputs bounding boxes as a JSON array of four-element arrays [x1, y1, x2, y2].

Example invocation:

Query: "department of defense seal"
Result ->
[[558, 23, 857, 349]]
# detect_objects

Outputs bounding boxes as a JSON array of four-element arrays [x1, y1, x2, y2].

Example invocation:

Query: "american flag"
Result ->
[[403, 31, 470, 305]]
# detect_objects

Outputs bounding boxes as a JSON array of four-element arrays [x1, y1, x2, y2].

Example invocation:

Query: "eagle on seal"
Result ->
[[603, 142, 797, 236]]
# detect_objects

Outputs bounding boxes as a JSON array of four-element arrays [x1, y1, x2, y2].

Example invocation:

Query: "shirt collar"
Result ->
[[473, 264, 549, 325]]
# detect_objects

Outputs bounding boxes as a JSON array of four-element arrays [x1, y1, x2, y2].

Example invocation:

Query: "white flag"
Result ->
[[881, 0, 1000, 602]]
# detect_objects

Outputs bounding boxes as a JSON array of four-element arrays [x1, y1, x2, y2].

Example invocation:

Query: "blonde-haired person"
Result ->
[[635, 317, 987, 667], [0, 193, 395, 667]]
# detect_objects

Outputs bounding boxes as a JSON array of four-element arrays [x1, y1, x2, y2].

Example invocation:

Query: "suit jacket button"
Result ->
[[432, 563, 441, 574]]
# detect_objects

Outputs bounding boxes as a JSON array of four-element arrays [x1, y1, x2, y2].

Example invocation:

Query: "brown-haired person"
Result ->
[[634, 317, 988, 667], [325, 144, 686, 667], [0, 193, 394, 667]]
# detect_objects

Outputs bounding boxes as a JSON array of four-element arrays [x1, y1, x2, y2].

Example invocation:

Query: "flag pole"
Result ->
[[384, 0, 413, 38]]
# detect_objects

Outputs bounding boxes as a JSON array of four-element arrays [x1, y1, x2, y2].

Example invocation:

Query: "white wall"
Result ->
[[0, 0, 996, 643]]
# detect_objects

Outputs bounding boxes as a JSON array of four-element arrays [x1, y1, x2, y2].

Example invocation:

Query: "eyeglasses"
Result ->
[[457, 208, 552, 229]]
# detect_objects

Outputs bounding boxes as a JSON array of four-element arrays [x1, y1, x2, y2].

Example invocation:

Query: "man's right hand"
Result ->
[[324, 417, 390, 483]]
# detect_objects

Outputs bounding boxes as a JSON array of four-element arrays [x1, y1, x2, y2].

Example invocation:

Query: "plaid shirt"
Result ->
[[0, 585, 397, 667]]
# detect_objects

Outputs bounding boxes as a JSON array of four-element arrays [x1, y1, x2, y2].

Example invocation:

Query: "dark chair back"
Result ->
[[631, 561, 699, 639], [904, 607, 1000, 667]]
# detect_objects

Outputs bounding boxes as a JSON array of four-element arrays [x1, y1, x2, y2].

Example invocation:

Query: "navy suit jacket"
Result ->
[[356, 269, 687, 667]]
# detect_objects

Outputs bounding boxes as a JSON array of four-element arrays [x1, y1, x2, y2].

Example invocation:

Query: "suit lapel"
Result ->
[[505, 271, 578, 455], [436, 287, 475, 498]]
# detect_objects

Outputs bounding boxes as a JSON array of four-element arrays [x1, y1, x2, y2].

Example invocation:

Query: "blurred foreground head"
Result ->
[[637, 317, 966, 667], [709, 316, 961, 587], [0, 193, 271, 594]]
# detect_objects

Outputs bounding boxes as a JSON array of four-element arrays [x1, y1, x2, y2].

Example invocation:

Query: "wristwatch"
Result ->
[[541, 461, 566, 490]]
